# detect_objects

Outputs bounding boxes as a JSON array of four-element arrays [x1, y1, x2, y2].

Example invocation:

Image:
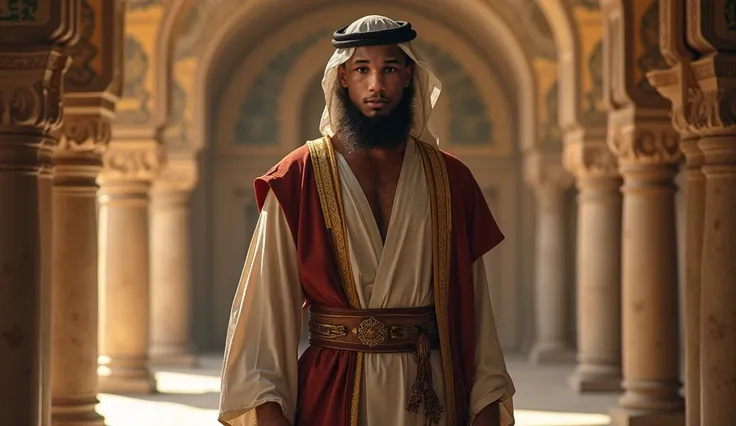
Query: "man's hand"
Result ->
[[256, 402, 291, 426], [472, 401, 501, 426]]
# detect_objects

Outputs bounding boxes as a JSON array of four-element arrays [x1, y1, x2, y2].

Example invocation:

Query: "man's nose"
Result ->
[[368, 73, 385, 93]]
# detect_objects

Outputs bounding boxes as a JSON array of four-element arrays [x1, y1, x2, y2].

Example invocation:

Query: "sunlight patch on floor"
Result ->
[[154, 371, 221, 394], [98, 394, 220, 426], [97, 370, 611, 426], [514, 409, 609, 425]]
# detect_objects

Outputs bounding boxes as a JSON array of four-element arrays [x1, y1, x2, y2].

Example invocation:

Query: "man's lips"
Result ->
[[366, 99, 388, 108]]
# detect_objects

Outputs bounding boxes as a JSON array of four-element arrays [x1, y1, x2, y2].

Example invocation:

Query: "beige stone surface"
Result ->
[[149, 157, 198, 367]]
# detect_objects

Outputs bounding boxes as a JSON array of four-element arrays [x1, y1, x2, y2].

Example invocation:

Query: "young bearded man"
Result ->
[[218, 15, 515, 426]]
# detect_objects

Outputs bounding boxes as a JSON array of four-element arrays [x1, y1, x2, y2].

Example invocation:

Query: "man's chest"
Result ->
[[351, 166, 401, 241]]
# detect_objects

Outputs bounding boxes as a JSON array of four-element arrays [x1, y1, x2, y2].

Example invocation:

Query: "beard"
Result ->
[[334, 82, 415, 153]]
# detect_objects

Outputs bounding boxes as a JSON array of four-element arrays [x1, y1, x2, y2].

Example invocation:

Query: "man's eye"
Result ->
[[384, 67, 397, 73], [355, 67, 369, 73]]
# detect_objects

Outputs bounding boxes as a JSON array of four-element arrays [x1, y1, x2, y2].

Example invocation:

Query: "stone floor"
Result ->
[[97, 354, 619, 426]]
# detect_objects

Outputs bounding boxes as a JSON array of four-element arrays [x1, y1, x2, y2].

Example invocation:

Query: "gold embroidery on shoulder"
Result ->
[[306, 136, 363, 426], [415, 139, 455, 426]]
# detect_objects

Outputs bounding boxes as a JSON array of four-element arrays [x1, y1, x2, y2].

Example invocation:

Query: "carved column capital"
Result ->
[[52, 113, 111, 188], [563, 126, 620, 179], [57, 112, 113, 156], [152, 153, 199, 196], [53, 0, 126, 187], [524, 151, 575, 190], [688, 56, 736, 137], [649, 1, 736, 139], [647, 64, 698, 137], [0, 49, 71, 171], [99, 139, 165, 184], [0, 50, 70, 130], [607, 106, 683, 167]]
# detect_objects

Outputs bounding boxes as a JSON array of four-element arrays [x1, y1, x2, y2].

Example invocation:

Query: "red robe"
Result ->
[[254, 143, 504, 426]]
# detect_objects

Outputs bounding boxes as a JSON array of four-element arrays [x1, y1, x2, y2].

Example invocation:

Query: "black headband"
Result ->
[[331, 21, 417, 49]]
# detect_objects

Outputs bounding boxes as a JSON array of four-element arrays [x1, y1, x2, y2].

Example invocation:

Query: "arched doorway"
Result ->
[[190, 1, 539, 352]]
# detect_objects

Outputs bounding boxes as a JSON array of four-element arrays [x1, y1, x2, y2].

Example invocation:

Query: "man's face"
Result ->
[[338, 45, 414, 117]]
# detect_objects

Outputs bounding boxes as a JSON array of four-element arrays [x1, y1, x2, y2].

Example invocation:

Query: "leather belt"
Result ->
[[308, 304, 444, 425], [308, 305, 439, 353]]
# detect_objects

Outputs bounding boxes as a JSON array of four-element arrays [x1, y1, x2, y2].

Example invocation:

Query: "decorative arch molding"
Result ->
[[187, 0, 537, 158], [114, 0, 192, 132], [217, 30, 511, 155], [412, 40, 493, 146], [230, 30, 328, 146], [154, 0, 205, 150], [532, 0, 579, 131], [533, 0, 606, 131], [206, 0, 526, 158], [116, 1, 171, 129]]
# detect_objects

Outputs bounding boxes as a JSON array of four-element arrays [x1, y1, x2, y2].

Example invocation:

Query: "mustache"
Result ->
[[365, 96, 389, 103]]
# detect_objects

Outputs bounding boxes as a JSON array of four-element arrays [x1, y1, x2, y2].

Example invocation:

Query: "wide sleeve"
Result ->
[[468, 256, 516, 426], [218, 190, 304, 426]]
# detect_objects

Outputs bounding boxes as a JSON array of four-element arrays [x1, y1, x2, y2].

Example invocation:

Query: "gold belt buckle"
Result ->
[[351, 316, 388, 348]]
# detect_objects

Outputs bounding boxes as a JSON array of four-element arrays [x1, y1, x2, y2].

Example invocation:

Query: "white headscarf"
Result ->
[[319, 15, 443, 145]]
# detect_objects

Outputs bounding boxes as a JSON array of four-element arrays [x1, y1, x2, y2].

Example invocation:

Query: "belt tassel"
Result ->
[[406, 332, 442, 426]]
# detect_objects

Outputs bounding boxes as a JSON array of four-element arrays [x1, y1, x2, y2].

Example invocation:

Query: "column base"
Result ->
[[52, 398, 105, 426], [97, 365, 157, 394], [529, 343, 576, 364], [569, 364, 622, 392], [609, 407, 684, 426], [149, 351, 197, 367], [52, 410, 105, 426]]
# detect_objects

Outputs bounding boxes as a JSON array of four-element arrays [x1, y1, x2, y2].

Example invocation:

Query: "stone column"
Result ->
[[698, 131, 736, 426], [608, 115, 684, 426], [602, 1, 685, 424], [97, 137, 162, 393], [690, 63, 736, 426], [681, 3, 736, 422], [680, 136, 704, 425], [648, 62, 704, 426], [50, 1, 123, 424], [0, 5, 77, 424], [563, 130, 623, 392], [526, 153, 575, 364], [150, 155, 198, 367]]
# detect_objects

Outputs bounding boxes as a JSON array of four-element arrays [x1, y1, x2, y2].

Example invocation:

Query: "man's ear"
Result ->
[[337, 64, 348, 88], [404, 63, 414, 88]]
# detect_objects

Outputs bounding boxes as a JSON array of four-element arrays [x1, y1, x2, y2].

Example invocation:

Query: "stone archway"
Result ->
[[199, 5, 529, 351], [162, 0, 545, 351]]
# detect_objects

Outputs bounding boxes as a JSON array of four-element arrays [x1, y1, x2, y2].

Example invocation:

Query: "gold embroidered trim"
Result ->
[[306, 137, 361, 309], [306, 137, 363, 426], [416, 140, 455, 426], [352, 352, 364, 425]]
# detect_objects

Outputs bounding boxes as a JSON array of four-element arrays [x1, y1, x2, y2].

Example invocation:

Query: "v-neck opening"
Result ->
[[335, 140, 413, 251], [335, 139, 415, 307]]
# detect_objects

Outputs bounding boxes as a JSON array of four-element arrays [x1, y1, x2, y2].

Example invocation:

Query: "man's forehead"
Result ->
[[348, 45, 405, 63]]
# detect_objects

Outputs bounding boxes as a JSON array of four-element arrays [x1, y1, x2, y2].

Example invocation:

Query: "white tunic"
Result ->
[[218, 139, 515, 426]]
